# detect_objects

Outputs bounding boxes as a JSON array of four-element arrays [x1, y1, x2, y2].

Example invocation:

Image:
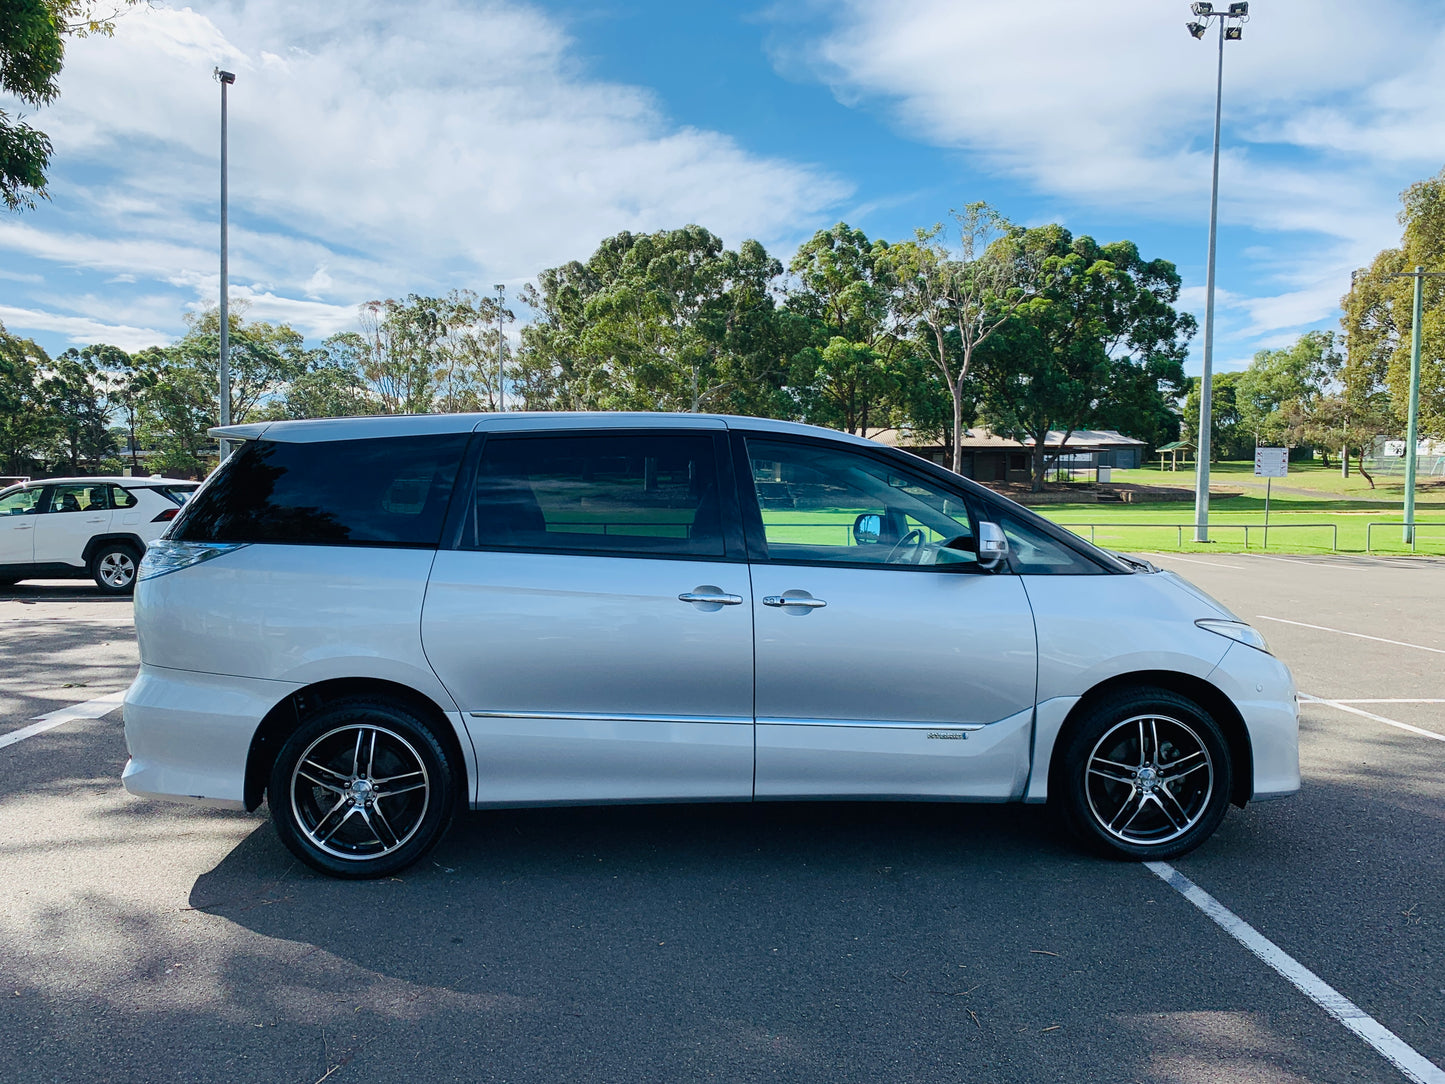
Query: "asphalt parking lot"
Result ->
[[2, 557, 1442, 1084]]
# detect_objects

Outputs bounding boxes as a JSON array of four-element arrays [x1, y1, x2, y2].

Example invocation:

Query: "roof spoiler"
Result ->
[[208, 423, 271, 440]]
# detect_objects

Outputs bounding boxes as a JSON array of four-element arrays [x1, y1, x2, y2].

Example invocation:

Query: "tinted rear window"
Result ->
[[173, 434, 468, 546]]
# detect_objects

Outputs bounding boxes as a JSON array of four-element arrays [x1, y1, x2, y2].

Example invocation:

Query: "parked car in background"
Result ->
[[0, 477, 199, 594], [123, 413, 1299, 878]]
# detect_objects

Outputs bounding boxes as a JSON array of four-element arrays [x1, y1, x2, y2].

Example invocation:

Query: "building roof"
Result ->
[[864, 427, 1147, 451]]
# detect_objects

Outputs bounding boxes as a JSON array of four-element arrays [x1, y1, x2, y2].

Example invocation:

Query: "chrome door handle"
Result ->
[[678, 592, 744, 605], [763, 595, 827, 609]]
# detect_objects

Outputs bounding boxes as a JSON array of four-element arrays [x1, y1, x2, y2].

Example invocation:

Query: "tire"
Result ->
[[90, 543, 140, 594], [268, 697, 457, 879], [1054, 687, 1232, 861]]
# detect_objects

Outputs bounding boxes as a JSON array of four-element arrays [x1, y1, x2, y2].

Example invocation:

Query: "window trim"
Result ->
[[731, 431, 991, 575], [443, 427, 749, 564]]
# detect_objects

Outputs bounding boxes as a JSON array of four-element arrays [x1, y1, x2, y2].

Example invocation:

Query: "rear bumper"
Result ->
[[121, 664, 299, 809]]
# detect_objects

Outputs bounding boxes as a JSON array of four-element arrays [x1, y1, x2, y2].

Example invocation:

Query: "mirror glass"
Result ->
[[852, 513, 882, 545]]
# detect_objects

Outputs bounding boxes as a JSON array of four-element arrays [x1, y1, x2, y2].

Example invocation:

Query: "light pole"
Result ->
[[1383, 266, 1445, 544], [494, 284, 506, 412], [214, 68, 236, 460], [1185, 2, 1248, 542]]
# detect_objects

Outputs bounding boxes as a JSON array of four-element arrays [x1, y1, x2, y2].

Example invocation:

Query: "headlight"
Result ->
[[138, 540, 247, 581], [1195, 618, 1270, 653]]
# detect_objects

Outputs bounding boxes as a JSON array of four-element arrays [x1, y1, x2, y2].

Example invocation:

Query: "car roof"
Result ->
[[211, 412, 883, 450], [6, 476, 197, 489]]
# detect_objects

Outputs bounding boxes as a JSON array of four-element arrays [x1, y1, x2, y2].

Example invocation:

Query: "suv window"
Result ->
[[173, 435, 469, 547], [0, 488, 42, 515], [111, 486, 139, 509], [744, 438, 977, 568], [45, 484, 110, 513], [464, 433, 725, 558]]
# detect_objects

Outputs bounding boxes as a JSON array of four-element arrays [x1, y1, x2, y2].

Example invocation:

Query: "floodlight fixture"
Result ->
[[1187, 21, 1207, 38], [1225, 25, 1242, 39], [1191, 2, 1213, 15], [215, 68, 235, 84], [1227, 2, 1248, 15]]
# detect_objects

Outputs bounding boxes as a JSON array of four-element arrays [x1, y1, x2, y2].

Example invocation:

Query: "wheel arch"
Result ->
[[82, 533, 146, 564], [1049, 670, 1253, 808], [243, 677, 471, 813]]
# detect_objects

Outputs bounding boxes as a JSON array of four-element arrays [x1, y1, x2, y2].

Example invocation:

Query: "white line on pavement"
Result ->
[[1140, 553, 1246, 569], [1256, 615, 1445, 655], [1146, 862, 1445, 1084], [1300, 694, 1445, 744], [0, 690, 125, 751], [1327, 698, 1445, 704]]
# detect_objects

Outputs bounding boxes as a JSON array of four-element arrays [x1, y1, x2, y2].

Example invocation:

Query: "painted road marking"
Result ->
[[1140, 553, 1247, 570], [1300, 694, 1445, 744], [0, 690, 125, 751], [1326, 698, 1445, 704], [1257, 615, 1445, 655], [1147, 862, 1445, 1084]]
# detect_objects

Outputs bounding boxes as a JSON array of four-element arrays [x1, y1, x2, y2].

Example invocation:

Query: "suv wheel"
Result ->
[[1055, 688, 1232, 860], [90, 543, 140, 594], [269, 697, 457, 879]]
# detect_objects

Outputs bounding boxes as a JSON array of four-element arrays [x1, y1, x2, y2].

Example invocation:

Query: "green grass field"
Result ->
[[1032, 459, 1445, 556]]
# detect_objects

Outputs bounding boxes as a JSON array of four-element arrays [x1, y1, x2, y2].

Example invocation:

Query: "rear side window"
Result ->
[[111, 486, 138, 509], [463, 433, 725, 557], [173, 435, 469, 547]]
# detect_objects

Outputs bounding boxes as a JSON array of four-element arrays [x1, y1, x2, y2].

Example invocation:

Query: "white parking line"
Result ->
[[1300, 694, 1445, 744], [1141, 553, 1246, 570], [1256, 616, 1445, 655], [1147, 862, 1445, 1084], [0, 690, 125, 751], [1327, 699, 1445, 705]]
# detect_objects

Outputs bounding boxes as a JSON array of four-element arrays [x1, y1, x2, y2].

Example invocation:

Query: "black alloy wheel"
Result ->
[[1056, 687, 1232, 860], [269, 697, 457, 879]]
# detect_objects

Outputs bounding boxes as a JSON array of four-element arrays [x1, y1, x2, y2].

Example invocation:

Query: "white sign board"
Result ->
[[1254, 447, 1288, 478]]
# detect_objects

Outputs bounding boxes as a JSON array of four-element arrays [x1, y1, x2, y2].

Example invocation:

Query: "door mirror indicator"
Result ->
[[853, 513, 882, 545], [977, 522, 1009, 570]]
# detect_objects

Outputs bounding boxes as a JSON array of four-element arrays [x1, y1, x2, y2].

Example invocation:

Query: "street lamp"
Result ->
[[1383, 266, 1445, 544], [214, 68, 236, 460], [494, 283, 506, 412], [1185, 0, 1248, 542]]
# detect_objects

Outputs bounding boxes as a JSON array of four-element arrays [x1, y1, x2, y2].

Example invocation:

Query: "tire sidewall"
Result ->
[[1056, 688, 1232, 861], [89, 544, 140, 594], [269, 698, 456, 879]]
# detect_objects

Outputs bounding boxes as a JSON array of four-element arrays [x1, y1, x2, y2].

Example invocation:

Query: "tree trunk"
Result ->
[[1319, 447, 1331, 470], [1356, 448, 1374, 489], [1031, 438, 1047, 493], [950, 385, 965, 474], [1341, 444, 1349, 477]]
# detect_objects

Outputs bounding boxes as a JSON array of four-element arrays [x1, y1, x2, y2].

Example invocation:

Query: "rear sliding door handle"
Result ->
[[762, 594, 827, 609]]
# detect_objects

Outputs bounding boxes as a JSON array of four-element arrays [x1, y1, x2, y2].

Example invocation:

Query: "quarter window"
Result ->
[[173, 435, 469, 547], [465, 433, 725, 558], [744, 438, 978, 568], [110, 486, 139, 509]]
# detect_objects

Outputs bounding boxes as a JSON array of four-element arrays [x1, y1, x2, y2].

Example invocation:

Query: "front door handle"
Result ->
[[763, 594, 827, 610], [678, 588, 744, 606]]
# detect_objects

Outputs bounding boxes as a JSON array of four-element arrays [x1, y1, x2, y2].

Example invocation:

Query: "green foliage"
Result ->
[[1343, 165, 1445, 440], [1, 1, 139, 211], [45, 348, 115, 471], [1235, 330, 1339, 446], [1183, 371, 1250, 460], [0, 322, 55, 473]]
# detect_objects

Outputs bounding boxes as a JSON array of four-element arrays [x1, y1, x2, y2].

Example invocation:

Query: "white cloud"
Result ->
[[786, 0, 1443, 351], [0, 306, 171, 353], [1, 0, 850, 345]]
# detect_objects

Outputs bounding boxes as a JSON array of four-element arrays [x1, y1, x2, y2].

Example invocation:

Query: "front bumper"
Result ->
[[1208, 642, 1301, 801], [121, 664, 299, 810]]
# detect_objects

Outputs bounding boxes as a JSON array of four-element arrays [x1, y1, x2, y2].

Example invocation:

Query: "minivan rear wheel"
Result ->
[[269, 698, 457, 879], [1056, 688, 1232, 860]]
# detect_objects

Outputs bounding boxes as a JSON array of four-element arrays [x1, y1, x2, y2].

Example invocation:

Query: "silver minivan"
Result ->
[[123, 413, 1299, 878]]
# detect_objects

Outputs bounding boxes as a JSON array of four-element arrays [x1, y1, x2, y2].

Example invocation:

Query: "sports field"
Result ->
[[1033, 460, 1445, 555]]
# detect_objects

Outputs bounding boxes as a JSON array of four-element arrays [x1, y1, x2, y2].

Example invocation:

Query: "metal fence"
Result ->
[[1056, 521, 1339, 551], [1364, 521, 1445, 552]]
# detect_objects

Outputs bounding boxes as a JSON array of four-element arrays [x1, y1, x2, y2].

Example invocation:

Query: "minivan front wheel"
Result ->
[[269, 698, 456, 879], [1056, 689, 1232, 860]]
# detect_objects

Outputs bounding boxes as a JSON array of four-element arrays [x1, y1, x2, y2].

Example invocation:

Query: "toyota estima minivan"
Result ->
[[123, 413, 1298, 878]]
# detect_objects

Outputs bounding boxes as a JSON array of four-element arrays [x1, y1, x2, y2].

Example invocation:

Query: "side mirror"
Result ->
[[977, 521, 1009, 570], [853, 513, 882, 545]]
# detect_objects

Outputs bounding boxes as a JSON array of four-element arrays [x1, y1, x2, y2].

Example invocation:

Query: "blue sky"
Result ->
[[2, 0, 1443, 377]]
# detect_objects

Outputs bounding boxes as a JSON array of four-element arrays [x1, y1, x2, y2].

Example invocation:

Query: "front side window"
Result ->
[[173, 434, 469, 546], [46, 484, 110, 514], [0, 488, 42, 516], [744, 438, 978, 569], [465, 433, 725, 558], [994, 510, 1107, 575]]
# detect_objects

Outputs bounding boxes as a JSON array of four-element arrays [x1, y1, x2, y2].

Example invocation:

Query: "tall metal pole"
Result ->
[[494, 283, 506, 412], [1193, 17, 1225, 542], [216, 70, 236, 460], [1403, 266, 1424, 545]]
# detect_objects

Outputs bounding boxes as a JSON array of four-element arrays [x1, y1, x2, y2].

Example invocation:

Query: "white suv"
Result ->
[[123, 414, 1299, 878], [0, 476, 198, 594]]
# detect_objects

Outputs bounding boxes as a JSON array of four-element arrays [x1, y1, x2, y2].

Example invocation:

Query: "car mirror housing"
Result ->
[[852, 513, 882, 545], [977, 521, 1009, 570]]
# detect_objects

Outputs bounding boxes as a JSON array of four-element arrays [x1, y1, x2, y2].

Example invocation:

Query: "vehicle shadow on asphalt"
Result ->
[[177, 799, 1391, 1084]]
